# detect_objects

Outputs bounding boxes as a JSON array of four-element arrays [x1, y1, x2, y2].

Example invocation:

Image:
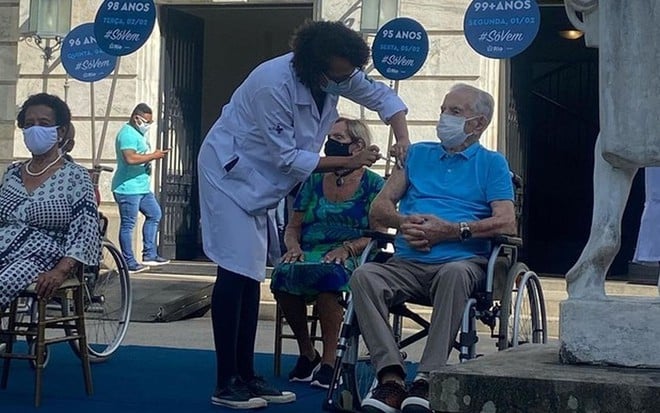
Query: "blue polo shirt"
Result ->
[[394, 142, 514, 263]]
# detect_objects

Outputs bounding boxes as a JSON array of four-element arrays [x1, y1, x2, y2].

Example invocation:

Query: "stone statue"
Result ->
[[559, 1, 660, 368], [563, 0, 660, 300]]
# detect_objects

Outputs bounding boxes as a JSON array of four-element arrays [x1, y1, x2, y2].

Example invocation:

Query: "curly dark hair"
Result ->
[[16, 93, 71, 129], [290, 20, 370, 88]]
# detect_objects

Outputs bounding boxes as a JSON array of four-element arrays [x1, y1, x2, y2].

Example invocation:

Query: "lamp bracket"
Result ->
[[22, 34, 63, 62]]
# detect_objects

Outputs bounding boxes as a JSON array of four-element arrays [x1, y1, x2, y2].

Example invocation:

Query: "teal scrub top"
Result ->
[[111, 123, 151, 195]]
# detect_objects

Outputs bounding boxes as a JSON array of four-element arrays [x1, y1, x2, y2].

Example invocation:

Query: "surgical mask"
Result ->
[[436, 114, 479, 149], [324, 139, 352, 157], [320, 69, 359, 96], [23, 125, 59, 155], [137, 121, 151, 135]]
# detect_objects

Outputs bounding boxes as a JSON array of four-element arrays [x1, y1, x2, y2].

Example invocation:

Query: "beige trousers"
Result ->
[[349, 256, 486, 378]]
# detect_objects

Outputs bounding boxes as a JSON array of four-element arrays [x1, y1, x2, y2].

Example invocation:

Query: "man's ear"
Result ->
[[473, 115, 488, 134]]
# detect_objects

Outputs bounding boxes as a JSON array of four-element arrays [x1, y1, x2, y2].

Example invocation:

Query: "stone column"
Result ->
[[0, 0, 18, 172]]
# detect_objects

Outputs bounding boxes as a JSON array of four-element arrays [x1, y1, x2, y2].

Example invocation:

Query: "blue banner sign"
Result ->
[[464, 0, 540, 59], [61, 23, 118, 83], [94, 0, 156, 56], [372, 17, 429, 81]]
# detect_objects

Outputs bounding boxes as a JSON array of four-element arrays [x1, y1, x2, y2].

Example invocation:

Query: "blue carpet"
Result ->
[[1, 344, 328, 413]]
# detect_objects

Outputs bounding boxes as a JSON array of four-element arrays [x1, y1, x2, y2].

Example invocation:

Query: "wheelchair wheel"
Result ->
[[497, 262, 547, 350], [66, 241, 132, 362]]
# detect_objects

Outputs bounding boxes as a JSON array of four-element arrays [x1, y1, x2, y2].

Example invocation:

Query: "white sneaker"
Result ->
[[142, 257, 170, 266]]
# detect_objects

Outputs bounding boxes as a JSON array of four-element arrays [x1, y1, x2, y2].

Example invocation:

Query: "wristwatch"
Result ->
[[459, 222, 472, 241]]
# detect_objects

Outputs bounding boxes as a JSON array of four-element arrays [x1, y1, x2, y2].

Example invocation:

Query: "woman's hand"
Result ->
[[35, 269, 69, 300], [322, 247, 351, 265], [348, 145, 381, 169], [281, 246, 305, 263], [390, 139, 410, 168]]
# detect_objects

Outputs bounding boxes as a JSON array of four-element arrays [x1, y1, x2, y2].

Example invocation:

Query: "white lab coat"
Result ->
[[198, 52, 407, 281], [634, 167, 660, 263]]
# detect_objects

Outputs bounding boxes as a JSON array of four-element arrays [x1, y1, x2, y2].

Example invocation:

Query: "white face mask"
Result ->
[[436, 114, 479, 149], [23, 125, 59, 155], [320, 69, 359, 96], [135, 115, 152, 135], [137, 122, 150, 135]]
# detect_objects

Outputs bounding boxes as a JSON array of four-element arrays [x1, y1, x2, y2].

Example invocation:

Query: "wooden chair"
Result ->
[[273, 302, 322, 377], [0, 266, 93, 407]]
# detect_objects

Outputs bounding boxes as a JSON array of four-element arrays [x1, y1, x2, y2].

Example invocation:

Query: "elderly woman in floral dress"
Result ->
[[271, 117, 387, 389]]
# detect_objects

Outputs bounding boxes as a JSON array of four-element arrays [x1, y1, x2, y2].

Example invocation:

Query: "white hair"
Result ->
[[449, 83, 495, 122]]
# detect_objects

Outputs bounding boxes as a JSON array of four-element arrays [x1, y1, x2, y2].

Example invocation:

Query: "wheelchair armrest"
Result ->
[[492, 234, 522, 247], [362, 230, 395, 246]]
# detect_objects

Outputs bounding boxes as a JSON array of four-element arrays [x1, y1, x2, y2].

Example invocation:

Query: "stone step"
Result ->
[[260, 277, 657, 340], [429, 344, 660, 413]]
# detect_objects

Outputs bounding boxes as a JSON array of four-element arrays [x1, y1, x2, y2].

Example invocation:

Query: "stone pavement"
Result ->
[[122, 268, 657, 372], [122, 272, 525, 366]]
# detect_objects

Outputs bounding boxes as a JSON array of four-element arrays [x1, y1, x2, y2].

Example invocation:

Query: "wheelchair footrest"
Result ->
[[459, 330, 479, 347], [458, 352, 485, 362]]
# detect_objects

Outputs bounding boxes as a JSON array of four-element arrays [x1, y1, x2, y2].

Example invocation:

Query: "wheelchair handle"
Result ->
[[92, 165, 115, 173], [362, 230, 395, 243], [493, 234, 522, 247]]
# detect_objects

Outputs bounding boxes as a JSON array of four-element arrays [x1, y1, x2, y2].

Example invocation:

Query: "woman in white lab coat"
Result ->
[[634, 167, 660, 294], [197, 20, 411, 409]]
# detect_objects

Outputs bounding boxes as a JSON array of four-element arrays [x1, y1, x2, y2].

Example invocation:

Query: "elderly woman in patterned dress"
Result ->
[[0, 93, 99, 312], [270, 117, 387, 389]]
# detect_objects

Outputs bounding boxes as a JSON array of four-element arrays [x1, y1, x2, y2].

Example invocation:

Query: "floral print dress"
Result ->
[[0, 161, 100, 309], [271, 169, 384, 301]]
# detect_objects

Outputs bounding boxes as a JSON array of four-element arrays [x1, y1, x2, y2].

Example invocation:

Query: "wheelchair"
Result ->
[[0, 165, 132, 365], [76, 165, 132, 362], [323, 183, 547, 412]]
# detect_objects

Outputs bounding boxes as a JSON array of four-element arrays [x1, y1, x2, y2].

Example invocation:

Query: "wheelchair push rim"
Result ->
[[497, 262, 547, 349]]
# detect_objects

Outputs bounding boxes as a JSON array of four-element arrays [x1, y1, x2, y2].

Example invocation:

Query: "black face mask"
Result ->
[[324, 139, 352, 157]]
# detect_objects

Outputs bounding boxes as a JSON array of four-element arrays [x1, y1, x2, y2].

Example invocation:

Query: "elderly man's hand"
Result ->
[[400, 214, 431, 251], [400, 214, 457, 251], [35, 269, 69, 300]]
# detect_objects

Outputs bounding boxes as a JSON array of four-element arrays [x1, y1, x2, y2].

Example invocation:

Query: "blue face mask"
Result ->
[[23, 125, 59, 155], [320, 69, 359, 96]]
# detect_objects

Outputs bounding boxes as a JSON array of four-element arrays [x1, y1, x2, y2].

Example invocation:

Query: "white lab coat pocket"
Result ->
[[221, 157, 281, 216]]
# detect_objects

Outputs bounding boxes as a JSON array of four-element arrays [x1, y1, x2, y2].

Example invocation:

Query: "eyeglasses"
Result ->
[[324, 68, 359, 84], [136, 116, 153, 125]]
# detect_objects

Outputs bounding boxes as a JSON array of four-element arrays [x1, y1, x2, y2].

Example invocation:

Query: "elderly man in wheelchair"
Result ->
[[345, 84, 525, 413]]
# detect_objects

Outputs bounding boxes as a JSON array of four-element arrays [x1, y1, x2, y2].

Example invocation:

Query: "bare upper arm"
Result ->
[[374, 165, 408, 206]]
